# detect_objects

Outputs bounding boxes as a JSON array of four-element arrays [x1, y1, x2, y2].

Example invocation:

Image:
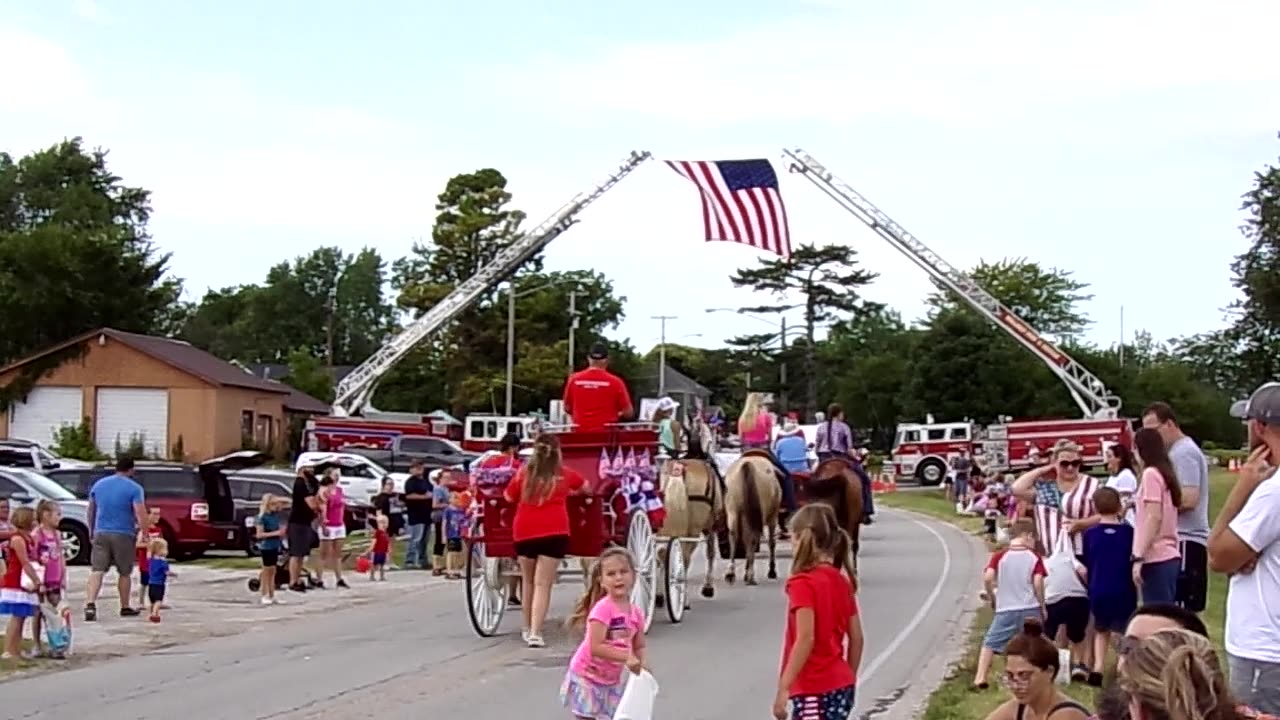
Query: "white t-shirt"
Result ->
[[1225, 473, 1280, 663], [1106, 469, 1139, 525]]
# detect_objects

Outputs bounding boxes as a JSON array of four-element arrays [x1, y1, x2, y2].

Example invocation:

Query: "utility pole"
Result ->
[[1118, 305, 1125, 369], [568, 291, 580, 372], [652, 315, 676, 396], [505, 284, 516, 416], [778, 316, 788, 415]]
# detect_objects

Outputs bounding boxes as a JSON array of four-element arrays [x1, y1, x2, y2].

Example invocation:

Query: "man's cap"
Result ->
[[499, 432, 521, 450], [588, 343, 609, 360], [1229, 381, 1280, 424]]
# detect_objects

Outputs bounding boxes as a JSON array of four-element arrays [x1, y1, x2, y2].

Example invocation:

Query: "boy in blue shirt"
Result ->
[[146, 538, 176, 623], [773, 421, 811, 474], [1080, 486, 1136, 687]]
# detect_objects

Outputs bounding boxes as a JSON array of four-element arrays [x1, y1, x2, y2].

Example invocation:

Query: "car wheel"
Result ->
[[60, 521, 91, 565]]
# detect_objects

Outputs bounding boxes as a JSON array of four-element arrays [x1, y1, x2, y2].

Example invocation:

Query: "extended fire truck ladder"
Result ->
[[783, 148, 1122, 420], [332, 151, 653, 416]]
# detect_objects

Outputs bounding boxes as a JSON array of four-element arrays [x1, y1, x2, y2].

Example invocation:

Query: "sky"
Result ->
[[2, 0, 1278, 359]]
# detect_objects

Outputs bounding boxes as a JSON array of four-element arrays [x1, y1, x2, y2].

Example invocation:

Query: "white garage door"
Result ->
[[95, 388, 169, 458], [8, 387, 84, 445]]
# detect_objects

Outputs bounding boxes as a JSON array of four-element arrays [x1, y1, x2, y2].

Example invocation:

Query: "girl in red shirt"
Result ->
[[503, 433, 586, 648], [774, 504, 864, 720]]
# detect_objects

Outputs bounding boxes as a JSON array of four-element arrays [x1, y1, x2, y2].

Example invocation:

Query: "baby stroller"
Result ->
[[246, 531, 322, 592]]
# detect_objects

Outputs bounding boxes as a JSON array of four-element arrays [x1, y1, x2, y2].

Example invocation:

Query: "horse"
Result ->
[[804, 457, 865, 573], [655, 456, 722, 606], [722, 452, 783, 585]]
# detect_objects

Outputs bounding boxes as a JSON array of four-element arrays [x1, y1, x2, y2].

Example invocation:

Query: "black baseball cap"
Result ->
[[1230, 381, 1280, 424], [588, 343, 609, 360]]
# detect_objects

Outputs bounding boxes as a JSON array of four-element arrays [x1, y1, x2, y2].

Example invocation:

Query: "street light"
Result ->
[[505, 279, 578, 416], [705, 307, 791, 412]]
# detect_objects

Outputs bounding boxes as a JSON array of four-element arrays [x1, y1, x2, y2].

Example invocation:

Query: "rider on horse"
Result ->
[[815, 403, 875, 524], [737, 393, 799, 523]]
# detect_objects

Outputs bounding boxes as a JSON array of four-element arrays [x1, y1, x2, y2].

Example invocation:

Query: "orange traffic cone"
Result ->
[[872, 477, 885, 493]]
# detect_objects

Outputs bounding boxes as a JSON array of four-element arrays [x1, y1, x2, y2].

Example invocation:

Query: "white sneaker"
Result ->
[[521, 629, 531, 643], [261, 597, 273, 606], [271, 597, 285, 605], [526, 634, 546, 648]]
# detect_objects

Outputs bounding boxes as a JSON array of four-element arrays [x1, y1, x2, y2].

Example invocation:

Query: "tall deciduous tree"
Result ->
[[730, 244, 878, 419], [925, 258, 1093, 338], [0, 139, 181, 405], [1222, 141, 1280, 388]]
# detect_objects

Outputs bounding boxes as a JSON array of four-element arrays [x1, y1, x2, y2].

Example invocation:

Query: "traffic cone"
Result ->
[[1229, 458, 1240, 473], [884, 473, 898, 493], [872, 477, 885, 493]]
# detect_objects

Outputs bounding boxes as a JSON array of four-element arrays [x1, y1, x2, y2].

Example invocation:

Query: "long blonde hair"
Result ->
[[788, 503, 857, 591], [258, 493, 276, 516], [739, 393, 764, 431], [567, 547, 636, 628], [523, 433, 562, 503], [1120, 629, 1239, 720]]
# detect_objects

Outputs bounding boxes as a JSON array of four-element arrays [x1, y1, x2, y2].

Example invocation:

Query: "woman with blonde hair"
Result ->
[[1115, 628, 1247, 720], [738, 393, 772, 449]]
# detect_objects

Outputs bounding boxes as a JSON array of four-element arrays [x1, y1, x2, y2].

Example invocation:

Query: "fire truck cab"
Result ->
[[892, 420, 974, 486]]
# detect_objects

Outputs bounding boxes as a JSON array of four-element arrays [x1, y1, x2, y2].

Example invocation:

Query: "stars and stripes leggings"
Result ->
[[791, 685, 855, 720]]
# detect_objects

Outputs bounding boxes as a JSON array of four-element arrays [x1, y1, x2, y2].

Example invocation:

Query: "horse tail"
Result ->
[[664, 467, 689, 537], [740, 461, 765, 542]]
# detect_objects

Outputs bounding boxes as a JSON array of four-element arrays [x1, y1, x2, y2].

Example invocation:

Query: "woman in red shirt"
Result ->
[[774, 504, 863, 720], [503, 433, 585, 648]]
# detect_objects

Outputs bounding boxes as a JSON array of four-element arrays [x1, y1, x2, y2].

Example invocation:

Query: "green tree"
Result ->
[[925, 258, 1093, 338], [730, 243, 878, 419], [1220, 141, 1280, 389], [819, 307, 920, 445], [283, 348, 335, 404], [0, 139, 181, 406]]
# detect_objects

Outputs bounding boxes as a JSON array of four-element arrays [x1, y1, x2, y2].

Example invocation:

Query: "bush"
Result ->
[[50, 419, 107, 461], [114, 432, 155, 460], [1206, 448, 1248, 468]]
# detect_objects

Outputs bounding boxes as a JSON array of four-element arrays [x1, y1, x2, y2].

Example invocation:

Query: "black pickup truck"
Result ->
[[341, 436, 479, 473]]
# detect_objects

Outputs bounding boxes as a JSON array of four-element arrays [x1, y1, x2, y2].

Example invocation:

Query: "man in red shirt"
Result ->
[[562, 343, 633, 430]]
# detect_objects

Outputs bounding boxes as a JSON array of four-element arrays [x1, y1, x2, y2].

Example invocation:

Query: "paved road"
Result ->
[[2, 510, 982, 720]]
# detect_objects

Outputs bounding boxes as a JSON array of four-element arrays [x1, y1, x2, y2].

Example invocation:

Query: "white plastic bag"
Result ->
[[20, 562, 44, 592], [1054, 647, 1072, 685], [614, 669, 659, 720], [1043, 532, 1086, 604]]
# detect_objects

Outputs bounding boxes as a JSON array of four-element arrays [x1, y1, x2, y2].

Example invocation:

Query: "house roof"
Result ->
[[281, 388, 333, 414], [243, 363, 355, 384], [1, 328, 286, 394], [636, 364, 712, 397]]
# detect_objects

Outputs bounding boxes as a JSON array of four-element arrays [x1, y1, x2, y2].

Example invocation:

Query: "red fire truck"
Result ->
[[778, 150, 1135, 486], [304, 410, 463, 452]]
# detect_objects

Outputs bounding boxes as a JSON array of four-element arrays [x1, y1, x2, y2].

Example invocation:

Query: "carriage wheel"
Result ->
[[663, 537, 687, 624], [465, 533, 508, 637], [627, 512, 658, 634]]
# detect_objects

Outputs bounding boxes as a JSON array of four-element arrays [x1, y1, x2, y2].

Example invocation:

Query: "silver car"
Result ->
[[0, 466, 93, 565]]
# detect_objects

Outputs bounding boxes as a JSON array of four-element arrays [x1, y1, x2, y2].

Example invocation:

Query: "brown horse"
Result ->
[[723, 453, 782, 585], [804, 458, 865, 573]]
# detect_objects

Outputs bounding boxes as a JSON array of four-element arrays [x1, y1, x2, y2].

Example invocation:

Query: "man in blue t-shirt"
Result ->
[[85, 457, 147, 621]]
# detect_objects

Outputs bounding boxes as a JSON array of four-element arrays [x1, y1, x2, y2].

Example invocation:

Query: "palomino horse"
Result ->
[[722, 452, 783, 585], [655, 456, 722, 606], [805, 458, 865, 573]]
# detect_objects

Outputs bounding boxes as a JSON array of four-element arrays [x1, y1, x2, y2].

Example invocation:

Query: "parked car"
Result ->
[[295, 451, 413, 501], [0, 466, 93, 565], [226, 469, 372, 556], [339, 436, 480, 473], [44, 450, 269, 559], [0, 440, 94, 473]]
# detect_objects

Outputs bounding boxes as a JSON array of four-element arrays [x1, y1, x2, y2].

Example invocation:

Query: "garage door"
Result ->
[[95, 388, 169, 458], [8, 386, 84, 445]]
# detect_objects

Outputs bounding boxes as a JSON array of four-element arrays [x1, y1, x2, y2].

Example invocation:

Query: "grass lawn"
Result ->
[[878, 470, 1235, 719]]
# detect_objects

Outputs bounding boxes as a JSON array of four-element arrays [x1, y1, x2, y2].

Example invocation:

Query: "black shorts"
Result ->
[[514, 535, 570, 560], [1177, 540, 1208, 613], [139, 571, 150, 587], [1045, 596, 1090, 644], [148, 584, 166, 604], [261, 549, 280, 568], [286, 524, 315, 558]]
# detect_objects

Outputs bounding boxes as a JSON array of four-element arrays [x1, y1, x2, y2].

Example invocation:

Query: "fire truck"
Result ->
[[304, 411, 542, 454], [777, 151, 1133, 486]]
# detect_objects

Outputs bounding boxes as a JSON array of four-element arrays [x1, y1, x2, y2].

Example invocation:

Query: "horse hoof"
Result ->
[[745, 578, 759, 586], [767, 569, 778, 580], [725, 574, 736, 585], [684, 601, 692, 611], [655, 595, 666, 608], [701, 586, 715, 599]]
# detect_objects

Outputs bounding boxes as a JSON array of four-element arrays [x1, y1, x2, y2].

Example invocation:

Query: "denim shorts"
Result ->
[[1140, 558, 1180, 605], [984, 608, 1042, 652]]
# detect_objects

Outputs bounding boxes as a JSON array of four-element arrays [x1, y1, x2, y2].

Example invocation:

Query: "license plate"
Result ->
[[244, 517, 256, 528], [227, 531, 236, 540]]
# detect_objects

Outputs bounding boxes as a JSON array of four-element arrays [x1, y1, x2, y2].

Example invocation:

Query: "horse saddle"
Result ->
[[740, 448, 773, 461]]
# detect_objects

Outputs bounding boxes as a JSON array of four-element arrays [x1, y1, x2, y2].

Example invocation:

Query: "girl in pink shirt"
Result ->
[[561, 547, 647, 719], [738, 393, 774, 449], [317, 471, 350, 589], [1131, 428, 1182, 605]]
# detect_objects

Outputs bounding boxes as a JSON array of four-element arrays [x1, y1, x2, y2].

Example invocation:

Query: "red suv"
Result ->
[[45, 451, 269, 558]]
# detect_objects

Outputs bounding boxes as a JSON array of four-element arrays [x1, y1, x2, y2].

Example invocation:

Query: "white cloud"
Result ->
[[497, 0, 1280, 134], [71, 0, 112, 25]]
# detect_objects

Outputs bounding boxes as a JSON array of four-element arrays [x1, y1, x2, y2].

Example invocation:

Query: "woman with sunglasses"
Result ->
[[983, 618, 1091, 720], [1011, 440, 1094, 556]]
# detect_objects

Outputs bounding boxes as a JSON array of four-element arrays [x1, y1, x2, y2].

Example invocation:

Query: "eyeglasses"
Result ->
[[1003, 670, 1036, 686], [1058, 459, 1082, 469]]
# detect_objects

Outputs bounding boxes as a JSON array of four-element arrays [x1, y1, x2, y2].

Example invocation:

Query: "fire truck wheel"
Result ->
[[915, 458, 947, 487]]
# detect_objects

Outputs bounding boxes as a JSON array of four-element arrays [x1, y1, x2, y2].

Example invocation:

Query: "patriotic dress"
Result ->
[[1060, 475, 1100, 558], [0, 530, 39, 618]]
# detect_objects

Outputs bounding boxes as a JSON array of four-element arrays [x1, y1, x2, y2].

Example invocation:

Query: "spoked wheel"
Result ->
[[663, 537, 687, 624], [628, 512, 658, 633], [465, 532, 508, 637]]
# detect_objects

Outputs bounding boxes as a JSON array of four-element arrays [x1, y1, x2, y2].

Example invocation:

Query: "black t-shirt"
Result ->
[[403, 474, 432, 525], [289, 475, 318, 525]]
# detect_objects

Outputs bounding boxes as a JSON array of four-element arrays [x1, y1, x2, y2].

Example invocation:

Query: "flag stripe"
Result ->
[[664, 159, 792, 258]]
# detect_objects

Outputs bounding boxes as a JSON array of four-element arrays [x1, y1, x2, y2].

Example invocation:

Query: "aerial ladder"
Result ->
[[782, 148, 1122, 420], [331, 151, 653, 416]]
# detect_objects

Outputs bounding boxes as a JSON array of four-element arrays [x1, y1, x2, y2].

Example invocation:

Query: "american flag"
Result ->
[[665, 159, 792, 258]]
